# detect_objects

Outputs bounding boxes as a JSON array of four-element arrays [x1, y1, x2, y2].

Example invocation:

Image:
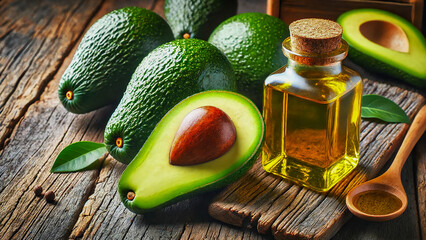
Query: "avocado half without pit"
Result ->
[[337, 9, 426, 87], [118, 91, 264, 214]]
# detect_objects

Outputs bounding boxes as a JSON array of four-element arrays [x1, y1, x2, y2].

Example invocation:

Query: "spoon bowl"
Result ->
[[346, 182, 407, 221], [346, 105, 426, 221]]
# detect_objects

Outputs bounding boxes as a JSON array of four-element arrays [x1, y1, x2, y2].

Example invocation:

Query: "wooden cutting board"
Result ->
[[208, 78, 425, 240]]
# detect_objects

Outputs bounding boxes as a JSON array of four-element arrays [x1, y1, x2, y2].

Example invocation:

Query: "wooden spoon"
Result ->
[[346, 105, 426, 221]]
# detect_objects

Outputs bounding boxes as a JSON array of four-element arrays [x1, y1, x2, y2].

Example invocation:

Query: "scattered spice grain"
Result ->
[[45, 190, 55, 203], [33, 186, 43, 197]]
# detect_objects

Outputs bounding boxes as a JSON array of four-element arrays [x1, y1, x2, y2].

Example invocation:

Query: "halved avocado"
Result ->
[[338, 9, 426, 87], [118, 91, 265, 214]]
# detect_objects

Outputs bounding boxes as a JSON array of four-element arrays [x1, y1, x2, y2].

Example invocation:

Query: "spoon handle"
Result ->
[[389, 105, 426, 175]]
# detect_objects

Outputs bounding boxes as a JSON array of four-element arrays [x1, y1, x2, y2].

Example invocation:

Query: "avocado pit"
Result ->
[[359, 20, 409, 52], [169, 106, 236, 166]]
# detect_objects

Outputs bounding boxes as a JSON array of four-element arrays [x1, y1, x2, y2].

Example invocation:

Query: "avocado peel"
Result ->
[[169, 106, 236, 166]]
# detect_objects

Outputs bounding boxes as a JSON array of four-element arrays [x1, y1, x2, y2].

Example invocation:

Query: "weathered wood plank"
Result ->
[[0, 0, 103, 149], [208, 78, 425, 240], [0, 5, 108, 238], [0, 0, 129, 239], [0, 85, 111, 239], [180, 213, 273, 240], [415, 135, 426, 240]]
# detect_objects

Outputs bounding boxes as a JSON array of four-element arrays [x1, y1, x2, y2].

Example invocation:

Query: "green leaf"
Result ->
[[361, 94, 410, 123], [51, 141, 107, 173]]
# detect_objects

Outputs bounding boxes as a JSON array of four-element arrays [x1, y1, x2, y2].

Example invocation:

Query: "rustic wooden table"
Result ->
[[0, 0, 424, 239]]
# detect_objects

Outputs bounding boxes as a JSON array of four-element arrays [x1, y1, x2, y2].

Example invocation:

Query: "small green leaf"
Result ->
[[361, 94, 410, 123], [51, 141, 107, 173]]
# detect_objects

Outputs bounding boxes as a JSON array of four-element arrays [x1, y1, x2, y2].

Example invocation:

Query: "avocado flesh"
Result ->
[[118, 91, 265, 214], [338, 9, 426, 87], [58, 7, 174, 114], [208, 13, 290, 107], [164, 0, 237, 40], [104, 39, 236, 164]]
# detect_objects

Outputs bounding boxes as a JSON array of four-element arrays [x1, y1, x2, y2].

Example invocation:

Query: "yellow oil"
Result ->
[[262, 64, 362, 192]]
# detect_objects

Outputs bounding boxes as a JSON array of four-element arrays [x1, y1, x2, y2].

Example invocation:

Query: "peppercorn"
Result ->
[[44, 190, 55, 203], [33, 186, 43, 197]]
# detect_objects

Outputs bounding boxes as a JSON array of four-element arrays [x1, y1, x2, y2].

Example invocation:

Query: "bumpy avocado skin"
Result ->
[[164, 0, 237, 40], [58, 7, 174, 114], [208, 13, 290, 107], [104, 39, 237, 164], [117, 91, 265, 214]]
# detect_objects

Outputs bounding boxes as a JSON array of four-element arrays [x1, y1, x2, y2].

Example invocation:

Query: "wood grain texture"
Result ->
[[0, 1, 106, 239], [208, 79, 425, 240], [0, 72, 111, 239], [0, 0, 147, 239], [415, 135, 426, 240], [0, 0, 103, 150]]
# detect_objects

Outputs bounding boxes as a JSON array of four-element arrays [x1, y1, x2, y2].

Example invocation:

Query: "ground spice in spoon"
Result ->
[[354, 190, 402, 215]]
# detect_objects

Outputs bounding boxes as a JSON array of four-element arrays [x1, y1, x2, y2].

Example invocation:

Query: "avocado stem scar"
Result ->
[[127, 191, 135, 201], [116, 137, 123, 148], [66, 91, 73, 100], [183, 33, 190, 39]]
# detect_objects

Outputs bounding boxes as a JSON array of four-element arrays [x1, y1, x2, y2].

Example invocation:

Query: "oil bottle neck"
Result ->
[[287, 59, 343, 76]]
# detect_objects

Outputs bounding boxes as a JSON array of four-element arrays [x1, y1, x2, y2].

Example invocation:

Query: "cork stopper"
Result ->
[[289, 18, 342, 54]]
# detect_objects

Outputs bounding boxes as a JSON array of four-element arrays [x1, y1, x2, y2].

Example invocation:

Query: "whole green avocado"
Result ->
[[208, 13, 290, 107], [164, 0, 237, 40], [104, 39, 237, 164], [58, 7, 174, 114]]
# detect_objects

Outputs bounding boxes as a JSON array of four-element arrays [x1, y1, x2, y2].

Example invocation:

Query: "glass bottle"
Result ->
[[262, 19, 362, 192]]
